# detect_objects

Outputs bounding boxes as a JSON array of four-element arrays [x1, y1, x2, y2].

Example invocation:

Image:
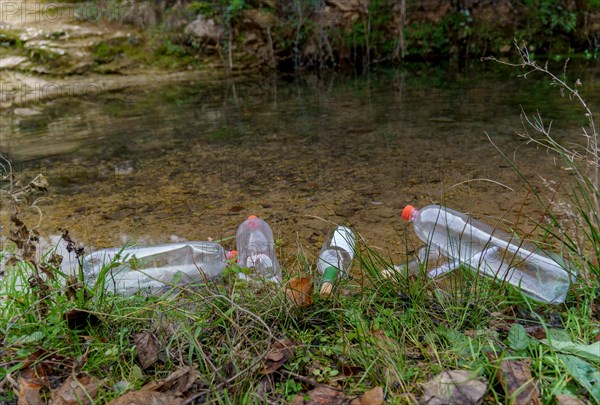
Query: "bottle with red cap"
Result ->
[[235, 215, 282, 283], [401, 204, 573, 303]]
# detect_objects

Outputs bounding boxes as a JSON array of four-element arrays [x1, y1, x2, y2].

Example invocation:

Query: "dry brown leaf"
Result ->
[[498, 359, 541, 405], [285, 277, 314, 307], [555, 394, 586, 405], [292, 386, 347, 405], [141, 366, 199, 396], [261, 338, 297, 374], [350, 386, 385, 405], [524, 325, 547, 340], [421, 370, 487, 405], [52, 375, 99, 405], [133, 331, 161, 370], [18, 376, 44, 405], [107, 390, 183, 405]]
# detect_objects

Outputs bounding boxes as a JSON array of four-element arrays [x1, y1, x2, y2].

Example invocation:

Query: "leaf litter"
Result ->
[[421, 370, 487, 405], [133, 331, 161, 370], [497, 359, 541, 405]]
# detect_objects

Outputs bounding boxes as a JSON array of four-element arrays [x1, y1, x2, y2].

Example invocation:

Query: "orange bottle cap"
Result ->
[[248, 215, 257, 219], [402, 205, 415, 221]]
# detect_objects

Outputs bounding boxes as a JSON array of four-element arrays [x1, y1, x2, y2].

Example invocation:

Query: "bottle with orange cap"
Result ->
[[235, 215, 282, 283], [401, 204, 573, 303]]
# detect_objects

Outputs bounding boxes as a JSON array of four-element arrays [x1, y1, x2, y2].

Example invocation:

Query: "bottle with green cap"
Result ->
[[317, 226, 355, 296]]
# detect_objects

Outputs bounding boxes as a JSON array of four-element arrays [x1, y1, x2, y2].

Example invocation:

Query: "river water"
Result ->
[[1, 65, 599, 272]]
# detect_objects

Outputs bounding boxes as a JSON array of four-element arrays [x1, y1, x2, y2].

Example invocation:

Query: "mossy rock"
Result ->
[[26, 44, 68, 67], [0, 30, 23, 47], [90, 36, 141, 64]]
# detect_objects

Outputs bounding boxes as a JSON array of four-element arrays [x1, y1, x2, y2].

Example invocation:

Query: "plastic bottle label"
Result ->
[[331, 228, 355, 257]]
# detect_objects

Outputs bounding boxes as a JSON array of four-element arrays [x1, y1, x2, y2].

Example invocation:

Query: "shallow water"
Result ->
[[1, 65, 599, 272]]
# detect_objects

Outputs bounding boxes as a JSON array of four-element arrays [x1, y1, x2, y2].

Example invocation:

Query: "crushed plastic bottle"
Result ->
[[235, 215, 282, 283], [402, 204, 574, 303], [317, 226, 356, 296], [82, 241, 228, 295]]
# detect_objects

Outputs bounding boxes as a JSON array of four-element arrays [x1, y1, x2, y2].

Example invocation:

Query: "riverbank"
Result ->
[[1, 1, 599, 108]]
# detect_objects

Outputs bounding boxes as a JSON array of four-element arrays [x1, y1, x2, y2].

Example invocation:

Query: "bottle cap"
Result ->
[[320, 282, 334, 296], [226, 250, 238, 261], [402, 205, 415, 221], [248, 215, 257, 219], [319, 266, 339, 296]]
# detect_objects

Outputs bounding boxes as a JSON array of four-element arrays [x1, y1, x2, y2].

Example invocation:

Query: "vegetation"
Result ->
[[59, 0, 600, 72]]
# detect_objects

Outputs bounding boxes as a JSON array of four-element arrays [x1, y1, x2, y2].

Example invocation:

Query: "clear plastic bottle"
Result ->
[[82, 241, 228, 295], [317, 226, 356, 296], [402, 204, 573, 303], [383, 246, 444, 278], [235, 215, 282, 283]]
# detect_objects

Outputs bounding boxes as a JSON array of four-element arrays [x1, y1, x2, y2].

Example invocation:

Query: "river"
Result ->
[[1, 64, 598, 272]]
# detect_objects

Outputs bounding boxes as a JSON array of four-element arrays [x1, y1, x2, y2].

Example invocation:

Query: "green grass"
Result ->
[[0, 236, 598, 404]]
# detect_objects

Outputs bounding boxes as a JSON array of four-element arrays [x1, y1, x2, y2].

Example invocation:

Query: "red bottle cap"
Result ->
[[402, 205, 415, 221]]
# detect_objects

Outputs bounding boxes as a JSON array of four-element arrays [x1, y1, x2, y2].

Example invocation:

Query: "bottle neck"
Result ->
[[321, 266, 339, 284]]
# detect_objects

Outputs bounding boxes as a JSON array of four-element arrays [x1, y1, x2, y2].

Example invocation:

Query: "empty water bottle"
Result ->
[[235, 215, 282, 283], [317, 226, 356, 296], [383, 246, 444, 278], [82, 241, 228, 295], [401, 204, 573, 303]]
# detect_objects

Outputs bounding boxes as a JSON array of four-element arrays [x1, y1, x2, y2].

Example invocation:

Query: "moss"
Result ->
[[0, 30, 23, 48], [27, 45, 67, 67], [91, 36, 148, 66]]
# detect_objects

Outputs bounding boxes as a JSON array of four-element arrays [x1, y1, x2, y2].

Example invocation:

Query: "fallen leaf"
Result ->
[[498, 359, 541, 405], [524, 325, 547, 340], [292, 386, 347, 405], [133, 332, 161, 370], [555, 394, 586, 405], [285, 277, 314, 307], [107, 390, 183, 405], [350, 386, 384, 405], [142, 366, 199, 396], [18, 374, 44, 405], [421, 370, 487, 405], [52, 375, 99, 405], [261, 339, 297, 374]]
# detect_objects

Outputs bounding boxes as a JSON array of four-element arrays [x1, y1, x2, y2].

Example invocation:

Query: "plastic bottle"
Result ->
[[235, 215, 282, 283], [82, 241, 228, 295], [402, 204, 573, 303], [383, 246, 444, 278], [317, 226, 356, 296]]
